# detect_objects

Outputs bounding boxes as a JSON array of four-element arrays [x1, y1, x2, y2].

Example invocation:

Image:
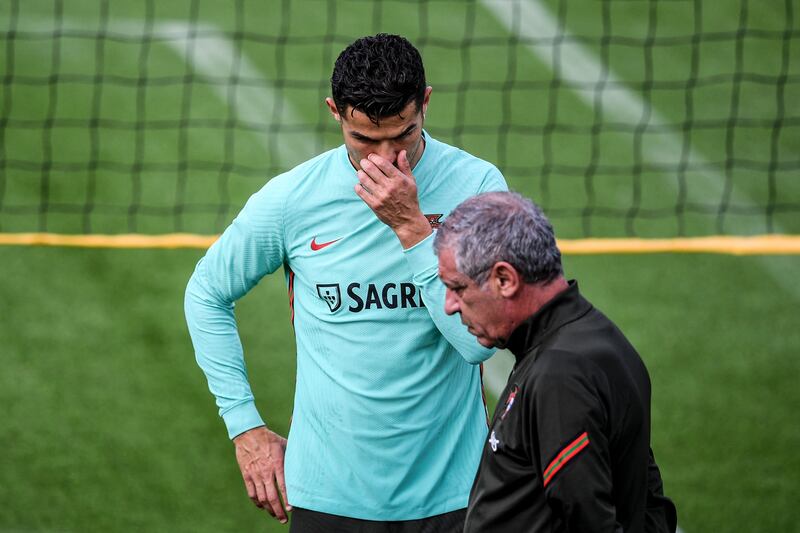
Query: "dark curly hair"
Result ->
[[331, 34, 427, 124]]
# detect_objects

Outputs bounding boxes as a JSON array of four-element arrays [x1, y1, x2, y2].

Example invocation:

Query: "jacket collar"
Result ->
[[505, 280, 592, 363]]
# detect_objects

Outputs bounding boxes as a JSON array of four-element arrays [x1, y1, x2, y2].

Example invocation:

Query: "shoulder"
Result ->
[[424, 135, 507, 190], [529, 311, 642, 395], [555, 307, 640, 367], [288, 146, 342, 177], [245, 147, 342, 209], [522, 311, 615, 385], [428, 135, 499, 172], [513, 348, 609, 415], [264, 147, 341, 192], [535, 347, 600, 380]]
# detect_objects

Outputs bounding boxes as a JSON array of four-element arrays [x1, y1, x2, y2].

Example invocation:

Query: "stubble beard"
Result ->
[[406, 132, 426, 170]]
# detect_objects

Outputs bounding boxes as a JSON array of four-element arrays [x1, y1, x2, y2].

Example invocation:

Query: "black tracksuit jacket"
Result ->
[[465, 281, 677, 533]]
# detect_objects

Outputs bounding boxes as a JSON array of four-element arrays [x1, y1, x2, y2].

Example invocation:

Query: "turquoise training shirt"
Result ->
[[185, 133, 508, 520]]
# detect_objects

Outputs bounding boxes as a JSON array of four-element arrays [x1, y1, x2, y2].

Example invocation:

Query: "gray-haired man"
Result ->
[[434, 192, 677, 533]]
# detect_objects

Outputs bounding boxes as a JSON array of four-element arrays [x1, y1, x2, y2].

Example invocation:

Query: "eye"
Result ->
[[399, 127, 417, 139]]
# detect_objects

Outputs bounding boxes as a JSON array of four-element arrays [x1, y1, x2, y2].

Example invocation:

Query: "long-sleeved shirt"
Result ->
[[185, 133, 508, 520], [465, 281, 677, 532]]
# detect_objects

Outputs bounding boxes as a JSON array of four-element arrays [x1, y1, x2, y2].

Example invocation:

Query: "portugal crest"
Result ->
[[316, 283, 341, 312], [500, 385, 519, 420], [424, 213, 443, 229]]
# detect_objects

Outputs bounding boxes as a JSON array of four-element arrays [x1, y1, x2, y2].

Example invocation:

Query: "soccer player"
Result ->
[[434, 192, 677, 533], [184, 34, 507, 531]]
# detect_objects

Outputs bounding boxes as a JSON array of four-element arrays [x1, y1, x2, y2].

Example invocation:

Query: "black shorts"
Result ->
[[289, 507, 467, 533]]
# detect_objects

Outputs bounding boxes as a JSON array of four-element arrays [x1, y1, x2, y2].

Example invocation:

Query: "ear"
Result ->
[[489, 261, 521, 299], [325, 97, 341, 122], [422, 86, 432, 116]]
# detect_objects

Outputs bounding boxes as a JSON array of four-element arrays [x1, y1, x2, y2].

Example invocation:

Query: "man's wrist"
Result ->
[[394, 215, 433, 249], [223, 400, 265, 440]]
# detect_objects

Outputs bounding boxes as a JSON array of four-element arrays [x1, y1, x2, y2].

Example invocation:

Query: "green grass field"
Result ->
[[2, 1, 799, 531]]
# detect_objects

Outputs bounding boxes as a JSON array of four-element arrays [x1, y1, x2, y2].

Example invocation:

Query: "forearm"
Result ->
[[403, 233, 495, 364], [535, 371, 619, 532], [185, 269, 265, 439], [393, 213, 433, 249]]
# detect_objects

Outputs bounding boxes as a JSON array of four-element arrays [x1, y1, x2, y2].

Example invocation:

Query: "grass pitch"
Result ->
[[1, 0, 799, 531], [2, 248, 798, 531]]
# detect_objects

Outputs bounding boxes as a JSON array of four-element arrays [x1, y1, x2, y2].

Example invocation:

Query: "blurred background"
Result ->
[[1, 0, 798, 531]]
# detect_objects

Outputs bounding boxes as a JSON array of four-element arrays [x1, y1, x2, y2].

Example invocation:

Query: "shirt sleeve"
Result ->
[[402, 164, 508, 364], [645, 448, 679, 533], [184, 179, 287, 439], [530, 353, 621, 532], [479, 164, 508, 195]]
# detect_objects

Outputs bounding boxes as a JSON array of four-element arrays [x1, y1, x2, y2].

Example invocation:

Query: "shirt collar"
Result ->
[[504, 280, 592, 362]]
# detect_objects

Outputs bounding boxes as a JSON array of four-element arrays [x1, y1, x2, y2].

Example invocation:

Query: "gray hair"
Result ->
[[434, 191, 563, 285]]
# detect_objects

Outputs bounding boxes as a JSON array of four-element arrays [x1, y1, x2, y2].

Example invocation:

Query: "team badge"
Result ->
[[316, 283, 341, 312], [489, 430, 500, 452], [500, 385, 519, 420], [424, 214, 443, 228]]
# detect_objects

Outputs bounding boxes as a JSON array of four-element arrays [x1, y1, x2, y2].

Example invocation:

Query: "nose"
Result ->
[[444, 288, 460, 316], [374, 141, 400, 165]]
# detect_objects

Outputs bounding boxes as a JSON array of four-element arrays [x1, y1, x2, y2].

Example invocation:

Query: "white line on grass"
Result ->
[[158, 22, 313, 168], [475, 19, 798, 521], [480, 3, 748, 530], [480, 0, 799, 307], [17, 15, 317, 168]]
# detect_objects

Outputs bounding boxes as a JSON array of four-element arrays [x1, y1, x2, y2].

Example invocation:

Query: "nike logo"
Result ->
[[310, 236, 341, 251]]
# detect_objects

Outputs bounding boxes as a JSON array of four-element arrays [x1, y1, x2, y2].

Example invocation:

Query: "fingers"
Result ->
[[355, 183, 376, 207], [264, 478, 288, 523], [252, 476, 275, 516], [358, 159, 386, 194], [245, 477, 265, 511], [397, 150, 412, 176], [276, 463, 293, 512], [357, 152, 408, 196], [244, 477, 257, 501], [234, 427, 292, 523], [356, 170, 375, 193], [356, 170, 380, 199], [361, 155, 388, 177], [361, 154, 404, 180], [243, 469, 289, 522], [244, 471, 287, 521], [358, 162, 380, 186]]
